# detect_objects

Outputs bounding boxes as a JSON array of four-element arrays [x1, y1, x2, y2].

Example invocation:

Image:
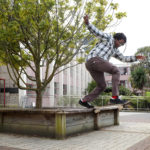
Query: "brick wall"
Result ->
[[0, 66, 19, 107]]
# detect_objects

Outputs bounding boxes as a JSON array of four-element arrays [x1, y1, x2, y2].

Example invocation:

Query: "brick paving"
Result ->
[[0, 146, 27, 150], [0, 112, 150, 150], [127, 136, 150, 150]]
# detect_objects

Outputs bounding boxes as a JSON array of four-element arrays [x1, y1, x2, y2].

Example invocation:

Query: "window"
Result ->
[[54, 82, 59, 95], [107, 81, 112, 87], [26, 83, 36, 95], [120, 67, 128, 75], [63, 84, 67, 95], [70, 86, 74, 95]]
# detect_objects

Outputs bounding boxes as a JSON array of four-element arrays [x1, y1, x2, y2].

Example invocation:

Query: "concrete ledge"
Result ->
[[0, 106, 120, 139]]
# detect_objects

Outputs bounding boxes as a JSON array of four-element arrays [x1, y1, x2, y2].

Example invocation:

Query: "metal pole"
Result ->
[[4, 79, 5, 107], [137, 98, 138, 111]]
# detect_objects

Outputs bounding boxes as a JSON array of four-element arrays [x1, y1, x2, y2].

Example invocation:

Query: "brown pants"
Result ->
[[83, 57, 120, 102]]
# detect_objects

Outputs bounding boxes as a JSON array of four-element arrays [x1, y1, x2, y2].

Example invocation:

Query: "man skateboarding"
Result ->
[[79, 15, 145, 108]]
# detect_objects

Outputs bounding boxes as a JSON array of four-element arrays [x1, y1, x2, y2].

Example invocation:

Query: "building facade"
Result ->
[[0, 66, 19, 107], [0, 62, 132, 108], [19, 57, 92, 108]]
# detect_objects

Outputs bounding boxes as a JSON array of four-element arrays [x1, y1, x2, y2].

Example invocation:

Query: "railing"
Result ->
[[120, 96, 150, 111], [55, 95, 150, 111], [20, 95, 150, 111], [93, 96, 150, 111]]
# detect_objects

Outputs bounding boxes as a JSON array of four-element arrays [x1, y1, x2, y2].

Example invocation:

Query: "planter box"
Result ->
[[0, 106, 120, 139]]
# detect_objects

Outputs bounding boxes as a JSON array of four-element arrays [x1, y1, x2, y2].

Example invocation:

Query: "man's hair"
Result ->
[[113, 33, 127, 43]]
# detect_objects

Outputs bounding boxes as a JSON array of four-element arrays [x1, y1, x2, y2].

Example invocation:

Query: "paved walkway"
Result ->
[[0, 112, 150, 150]]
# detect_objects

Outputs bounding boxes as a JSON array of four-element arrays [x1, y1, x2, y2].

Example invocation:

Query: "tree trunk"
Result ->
[[35, 58, 42, 108], [36, 89, 42, 108]]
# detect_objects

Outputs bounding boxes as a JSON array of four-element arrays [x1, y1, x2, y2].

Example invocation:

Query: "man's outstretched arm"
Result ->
[[83, 15, 111, 39]]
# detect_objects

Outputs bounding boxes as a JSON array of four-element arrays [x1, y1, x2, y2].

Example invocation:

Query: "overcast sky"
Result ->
[[109, 0, 150, 64]]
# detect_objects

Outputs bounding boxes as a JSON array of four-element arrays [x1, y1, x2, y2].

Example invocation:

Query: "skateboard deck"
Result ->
[[94, 104, 123, 114]]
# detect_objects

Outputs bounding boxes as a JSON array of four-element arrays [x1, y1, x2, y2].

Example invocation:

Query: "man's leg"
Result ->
[[108, 64, 129, 104], [79, 57, 107, 108], [85, 57, 121, 98], [82, 70, 106, 102], [110, 66, 120, 97], [81, 57, 128, 105]]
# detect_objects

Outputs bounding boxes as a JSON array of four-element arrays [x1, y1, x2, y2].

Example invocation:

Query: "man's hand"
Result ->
[[83, 15, 89, 25], [136, 55, 146, 60]]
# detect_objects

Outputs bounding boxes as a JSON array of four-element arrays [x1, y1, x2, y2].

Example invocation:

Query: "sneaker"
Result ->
[[110, 98, 129, 105], [79, 99, 94, 108], [110, 98, 116, 104]]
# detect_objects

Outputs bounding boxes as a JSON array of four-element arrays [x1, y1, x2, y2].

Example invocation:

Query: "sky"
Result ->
[[109, 0, 150, 64]]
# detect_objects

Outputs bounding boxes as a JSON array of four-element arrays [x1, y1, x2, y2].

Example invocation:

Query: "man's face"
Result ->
[[115, 39, 125, 48]]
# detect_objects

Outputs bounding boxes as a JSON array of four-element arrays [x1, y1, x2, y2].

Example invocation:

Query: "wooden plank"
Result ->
[[0, 106, 121, 139], [3, 113, 55, 126], [55, 114, 66, 139], [94, 105, 123, 113], [66, 122, 94, 136], [94, 113, 99, 130], [97, 111, 114, 128], [66, 113, 94, 127], [1, 123, 55, 137], [114, 109, 119, 125], [0, 108, 93, 114]]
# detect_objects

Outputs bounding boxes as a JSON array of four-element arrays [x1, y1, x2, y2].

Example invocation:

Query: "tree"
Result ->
[[135, 46, 150, 75], [0, 0, 126, 108], [130, 66, 147, 95], [119, 85, 132, 96], [131, 46, 150, 90], [86, 80, 97, 94]]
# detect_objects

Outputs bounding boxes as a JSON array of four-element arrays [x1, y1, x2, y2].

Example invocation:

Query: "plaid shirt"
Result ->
[[86, 23, 137, 62]]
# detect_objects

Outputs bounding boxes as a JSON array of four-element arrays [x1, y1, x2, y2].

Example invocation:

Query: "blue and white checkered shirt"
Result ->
[[86, 23, 137, 62]]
